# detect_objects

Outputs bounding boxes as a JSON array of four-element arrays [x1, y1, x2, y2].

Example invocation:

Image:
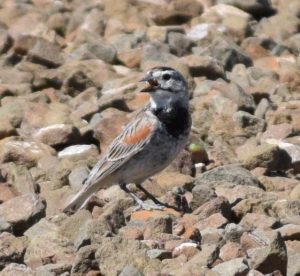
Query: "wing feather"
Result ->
[[82, 112, 157, 187]]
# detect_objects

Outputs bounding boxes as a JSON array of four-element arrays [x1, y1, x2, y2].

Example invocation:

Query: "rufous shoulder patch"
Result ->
[[122, 124, 153, 145]]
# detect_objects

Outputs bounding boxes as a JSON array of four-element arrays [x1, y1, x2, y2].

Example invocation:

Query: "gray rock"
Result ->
[[33, 124, 81, 147], [0, 163, 37, 194], [57, 144, 99, 161], [71, 245, 98, 275], [193, 164, 263, 189], [195, 37, 253, 71], [71, 41, 117, 64], [255, 98, 270, 119], [0, 193, 46, 234], [191, 185, 217, 211], [95, 237, 160, 276], [36, 263, 72, 275], [216, 0, 274, 17], [119, 265, 144, 276], [236, 142, 290, 171], [24, 230, 75, 269], [0, 28, 12, 54], [232, 111, 266, 136], [287, 253, 300, 276], [168, 32, 192, 56], [0, 263, 37, 276], [247, 230, 287, 275], [28, 38, 64, 68], [212, 257, 249, 276], [0, 232, 27, 269], [224, 223, 245, 243], [68, 165, 89, 191], [0, 68, 33, 84], [0, 218, 13, 233], [147, 249, 172, 260]]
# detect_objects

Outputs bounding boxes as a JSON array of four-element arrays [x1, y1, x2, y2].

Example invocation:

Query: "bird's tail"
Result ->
[[62, 177, 111, 214]]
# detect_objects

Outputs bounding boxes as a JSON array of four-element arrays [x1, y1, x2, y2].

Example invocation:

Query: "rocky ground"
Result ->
[[0, 0, 299, 275]]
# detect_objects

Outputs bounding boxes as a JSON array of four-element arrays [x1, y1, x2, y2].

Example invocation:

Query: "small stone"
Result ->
[[190, 185, 217, 211], [212, 258, 250, 276], [200, 228, 224, 245], [0, 29, 12, 54], [143, 216, 173, 239], [68, 165, 90, 191], [290, 184, 300, 200], [95, 237, 158, 276], [1, 163, 37, 195], [0, 218, 13, 233], [119, 265, 144, 276], [70, 87, 99, 120], [232, 111, 266, 136], [277, 224, 300, 241], [24, 230, 75, 269], [117, 48, 143, 68], [28, 38, 64, 68], [0, 194, 46, 234], [0, 137, 56, 168], [193, 196, 231, 220], [0, 184, 18, 203], [288, 254, 300, 276], [0, 121, 15, 140], [236, 142, 289, 171], [247, 230, 287, 275], [220, 242, 246, 261], [36, 263, 72, 275], [265, 139, 300, 173], [239, 213, 279, 231], [261, 124, 294, 141], [0, 263, 36, 276], [57, 145, 99, 161], [195, 213, 228, 230], [71, 245, 98, 275], [147, 249, 172, 260], [0, 232, 27, 269], [71, 41, 117, 64], [180, 55, 225, 79], [33, 124, 80, 147]]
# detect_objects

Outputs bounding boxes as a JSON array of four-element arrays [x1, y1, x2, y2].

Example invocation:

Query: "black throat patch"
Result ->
[[152, 102, 191, 138]]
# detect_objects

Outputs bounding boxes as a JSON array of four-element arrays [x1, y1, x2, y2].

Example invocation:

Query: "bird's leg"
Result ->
[[119, 182, 164, 211], [136, 183, 181, 212]]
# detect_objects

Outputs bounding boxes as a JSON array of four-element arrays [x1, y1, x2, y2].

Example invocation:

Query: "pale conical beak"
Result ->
[[139, 75, 158, 93]]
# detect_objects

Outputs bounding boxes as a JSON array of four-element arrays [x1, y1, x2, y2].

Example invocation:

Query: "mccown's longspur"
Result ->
[[63, 67, 191, 213]]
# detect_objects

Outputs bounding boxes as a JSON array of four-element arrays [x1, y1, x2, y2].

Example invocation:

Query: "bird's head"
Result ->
[[140, 67, 188, 102]]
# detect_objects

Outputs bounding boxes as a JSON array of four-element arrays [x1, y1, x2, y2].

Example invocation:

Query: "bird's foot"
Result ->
[[133, 201, 165, 211], [129, 193, 165, 211]]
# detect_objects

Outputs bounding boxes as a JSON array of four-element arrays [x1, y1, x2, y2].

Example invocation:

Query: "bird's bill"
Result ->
[[139, 76, 158, 92]]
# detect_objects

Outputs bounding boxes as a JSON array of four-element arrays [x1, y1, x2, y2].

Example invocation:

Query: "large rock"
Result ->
[[0, 194, 46, 234], [247, 230, 287, 275], [212, 257, 250, 276], [193, 164, 263, 189], [33, 124, 81, 147], [95, 237, 161, 276], [0, 137, 56, 168], [24, 231, 75, 269], [196, 37, 253, 71], [28, 38, 65, 68]]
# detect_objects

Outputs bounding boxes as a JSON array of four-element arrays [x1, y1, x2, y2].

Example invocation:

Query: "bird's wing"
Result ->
[[83, 111, 158, 187]]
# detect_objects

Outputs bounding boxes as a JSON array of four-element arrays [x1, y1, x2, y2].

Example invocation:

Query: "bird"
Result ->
[[63, 67, 191, 214]]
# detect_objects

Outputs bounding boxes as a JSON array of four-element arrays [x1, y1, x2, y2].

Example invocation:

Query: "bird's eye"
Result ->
[[162, 74, 171, 80]]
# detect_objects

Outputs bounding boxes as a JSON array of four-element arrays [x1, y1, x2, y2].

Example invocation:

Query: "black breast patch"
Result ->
[[152, 103, 191, 138]]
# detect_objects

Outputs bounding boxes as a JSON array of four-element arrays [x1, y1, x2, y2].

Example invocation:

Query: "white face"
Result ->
[[144, 68, 189, 110]]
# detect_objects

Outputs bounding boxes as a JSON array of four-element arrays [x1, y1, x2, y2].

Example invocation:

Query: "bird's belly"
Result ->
[[118, 133, 187, 184]]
